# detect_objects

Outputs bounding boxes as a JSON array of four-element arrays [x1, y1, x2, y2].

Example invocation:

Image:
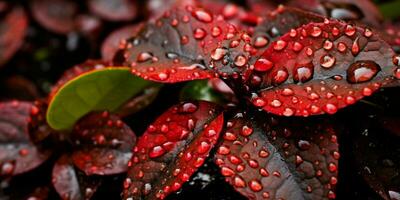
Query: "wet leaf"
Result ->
[[115, 6, 250, 83], [248, 19, 399, 116], [0, 101, 51, 177], [47, 64, 152, 131], [0, 5, 28, 66], [30, 0, 79, 34], [87, 0, 138, 21], [71, 112, 136, 175], [52, 155, 102, 200], [123, 101, 224, 199], [102, 24, 143, 62], [215, 113, 339, 199]]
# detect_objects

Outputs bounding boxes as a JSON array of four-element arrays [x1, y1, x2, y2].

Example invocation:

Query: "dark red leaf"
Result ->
[[145, 0, 196, 20], [215, 114, 339, 199], [0, 101, 51, 177], [102, 24, 143, 62], [52, 155, 102, 200], [248, 19, 400, 116], [71, 112, 136, 175], [287, 0, 383, 27], [382, 117, 400, 137], [30, 0, 80, 34], [115, 6, 251, 83], [49, 60, 110, 100], [382, 23, 400, 54], [0, 75, 41, 101], [0, 5, 28, 66], [123, 101, 224, 199], [353, 122, 400, 200], [87, 0, 138, 21]]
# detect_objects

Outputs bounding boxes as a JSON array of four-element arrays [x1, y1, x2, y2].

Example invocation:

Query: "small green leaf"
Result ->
[[47, 67, 151, 131], [179, 80, 227, 104]]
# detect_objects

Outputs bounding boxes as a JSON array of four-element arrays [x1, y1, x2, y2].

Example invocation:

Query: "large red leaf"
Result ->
[[215, 113, 339, 199], [248, 19, 400, 116], [52, 155, 102, 200], [123, 101, 224, 199], [71, 112, 136, 175], [0, 5, 28, 67], [115, 6, 251, 83], [0, 101, 51, 177]]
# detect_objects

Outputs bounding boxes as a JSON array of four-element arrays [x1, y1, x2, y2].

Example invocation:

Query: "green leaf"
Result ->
[[179, 80, 227, 104], [47, 67, 151, 131], [379, 0, 400, 19]]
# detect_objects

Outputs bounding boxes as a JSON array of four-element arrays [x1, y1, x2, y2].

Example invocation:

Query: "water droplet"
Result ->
[[320, 55, 336, 69], [211, 48, 227, 61], [293, 63, 314, 83], [364, 28, 373, 37], [323, 103, 338, 114], [254, 36, 269, 48], [218, 145, 230, 155], [259, 150, 269, 158], [272, 68, 288, 85], [249, 180, 263, 192], [323, 40, 333, 50], [328, 163, 337, 172], [298, 140, 311, 150], [180, 102, 198, 113], [137, 52, 153, 62], [197, 141, 211, 154], [157, 72, 169, 81], [252, 98, 266, 107], [310, 26, 322, 37], [270, 99, 282, 108], [229, 155, 242, 164], [273, 40, 287, 51], [395, 68, 400, 79], [282, 88, 294, 96], [241, 125, 253, 136], [149, 146, 166, 158], [337, 42, 347, 53], [295, 155, 303, 165], [233, 176, 246, 188], [221, 166, 235, 176], [192, 9, 213, 23], [193, 28, 207, 39], [351, 37, 360, 56], [211, 26, 222, 37], [254, 58, 273, 72], [234, 55, 247, 67], [292, 42, 303, 52], [283, 108, 294, 116], [347, 61, 380, 83], [305, 47, 313, 56], [345, 25, 356, 37]]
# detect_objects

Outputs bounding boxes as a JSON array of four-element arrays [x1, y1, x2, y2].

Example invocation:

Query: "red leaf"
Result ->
[[0, 5, 28, 66], [102, 24, 143, 62], [215, 114, 339, 199], [87, 0, 138, 22], [0, 101, 51, 177], [248, 19, 400, 116], [71, 112, 136, 175], [52, 155, 102, 200], [287, 0, 383, 27], [123, 101, 224, 199], [49, 60, 110, 100], [115, 6, 250, 83], [30, 0, 80, 34]]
